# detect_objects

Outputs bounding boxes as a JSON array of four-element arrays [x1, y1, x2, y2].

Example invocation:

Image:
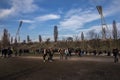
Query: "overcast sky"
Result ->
[[0, 0, 120, 42]]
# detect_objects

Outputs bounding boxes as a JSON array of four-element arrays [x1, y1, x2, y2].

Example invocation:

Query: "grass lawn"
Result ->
[[0, 55, 120, 80]]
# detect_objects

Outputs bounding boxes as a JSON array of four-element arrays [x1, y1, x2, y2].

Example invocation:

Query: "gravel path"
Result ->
[[0, 55, 120, 80]]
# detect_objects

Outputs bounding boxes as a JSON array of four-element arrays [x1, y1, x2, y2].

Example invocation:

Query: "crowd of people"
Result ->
[[43, 48, 73, 62], [1, 47, 13, 58], [0, 47, 120, 63]]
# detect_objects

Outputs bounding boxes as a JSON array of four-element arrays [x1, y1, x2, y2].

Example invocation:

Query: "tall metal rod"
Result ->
[[15, 21, 23, 43]]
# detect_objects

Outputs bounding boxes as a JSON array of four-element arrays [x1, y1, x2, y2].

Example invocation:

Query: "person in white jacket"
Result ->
[[65, 48, 69, 60]]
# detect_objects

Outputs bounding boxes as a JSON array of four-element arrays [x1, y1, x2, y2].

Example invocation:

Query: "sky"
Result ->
[[0, 0, 120, 42]]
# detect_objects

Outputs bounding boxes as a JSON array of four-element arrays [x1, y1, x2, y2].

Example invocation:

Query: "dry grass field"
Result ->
[[0, 55, 120, 80]]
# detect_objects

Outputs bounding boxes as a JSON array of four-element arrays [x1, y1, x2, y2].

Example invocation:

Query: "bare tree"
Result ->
[[102, 27, 106, 40], [45, 38, 50, 45], [87, 29, 101, 50], [112, 20, 118, 40], [11, 37, 13, 44], [118, 29, 120, 39], [87, 29, 96, 40], [14, 37, 17, 44], [73, 34, 79, 42], [94, 33, 100, 40], [54, 25, 58, 42], [2, 29, 10, 48]]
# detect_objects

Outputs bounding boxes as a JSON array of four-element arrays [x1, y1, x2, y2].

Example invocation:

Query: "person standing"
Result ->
[[8, 47, 13, 57], [58, 48, 64, 60], [65, 48, 69, 60], [43, 48, 47, 62], [47, 48, 53, 62], [50, 48, 54, 61], [112, 48, 119, 63]]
